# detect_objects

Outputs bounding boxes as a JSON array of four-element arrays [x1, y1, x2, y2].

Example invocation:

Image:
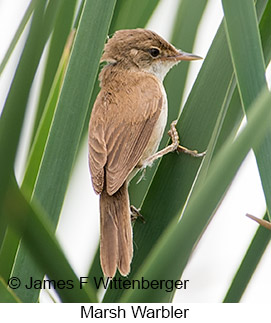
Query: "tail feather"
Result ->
[[100, 181, 133, 277]]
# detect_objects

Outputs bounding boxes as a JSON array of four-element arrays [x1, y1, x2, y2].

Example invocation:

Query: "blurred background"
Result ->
[[0, 0, 270, 302]]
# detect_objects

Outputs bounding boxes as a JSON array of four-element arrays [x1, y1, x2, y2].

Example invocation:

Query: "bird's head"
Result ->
[[101, 28, 202, 80]]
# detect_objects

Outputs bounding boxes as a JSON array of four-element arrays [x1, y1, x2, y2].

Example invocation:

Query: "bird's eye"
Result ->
[[149, 47, 160, 57]]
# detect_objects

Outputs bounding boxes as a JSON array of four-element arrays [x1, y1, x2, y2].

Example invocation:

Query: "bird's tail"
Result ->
[[99, 181, 133, 277]]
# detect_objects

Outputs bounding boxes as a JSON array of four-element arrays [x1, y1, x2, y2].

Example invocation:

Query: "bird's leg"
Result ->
[[168, 120, 206, 157], [142, 120, 205, 166], [130, 205, 145, 223]]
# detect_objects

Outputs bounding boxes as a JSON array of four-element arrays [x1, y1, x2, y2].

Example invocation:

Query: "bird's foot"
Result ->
[[130, 205, 145, 224], [168, 120, 206, 158]]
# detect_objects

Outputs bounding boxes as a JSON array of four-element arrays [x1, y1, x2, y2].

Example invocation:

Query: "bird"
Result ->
[[88, 28, 202, 278]]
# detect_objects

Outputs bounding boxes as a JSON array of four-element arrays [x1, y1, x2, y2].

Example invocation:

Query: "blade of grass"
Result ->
[[224, 212, 271, 302], [0, 278, 21, 303], [213, 88, 243, 155], [0, 0, 72, 284], [0, 0, 47, 245], [0, 0, 66, 240], [121, 88, 271, 302], [0, 31, 75, 284], [12, 0, 116, 303], [0, 0, 37, 75], [260, 0, 271, 62], [22, 29, 75, 198], [223, 0, 271, 221], [222, 1, 271, 302], [193, 74, 236, 188], [5, 177, 96, 303], [30, 0, 77, 147], [215, 0, 271, 156], [0, 227, 20, 284], [197, 0, 271, 185], [109, 0, 160, 32]]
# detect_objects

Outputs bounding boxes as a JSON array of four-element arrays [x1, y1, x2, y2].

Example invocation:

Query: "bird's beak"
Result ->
[[175, 50, 203, 61]]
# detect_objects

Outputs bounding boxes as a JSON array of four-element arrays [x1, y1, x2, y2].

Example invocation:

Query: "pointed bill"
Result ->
[[246, 213, 271, 230], [176, 50, 203, 61]]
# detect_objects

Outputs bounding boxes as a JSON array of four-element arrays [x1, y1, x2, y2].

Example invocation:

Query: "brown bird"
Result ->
[[88, 28, 202, 278]]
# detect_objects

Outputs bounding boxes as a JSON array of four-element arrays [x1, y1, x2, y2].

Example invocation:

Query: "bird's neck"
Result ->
[[142, 60, 176, 82], [99, 60, 174, 88]]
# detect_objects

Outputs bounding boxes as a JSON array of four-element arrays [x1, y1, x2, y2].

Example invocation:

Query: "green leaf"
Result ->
[[223, 1, 271, 302], [0, 0, 69, 284], [109, 0, 160, 32], [193, 74, 236, 188], [213, 88, 243, 155], [260, 0, 271, 62], [0, 29, 75, 284], [11, 0, 116, 303], [0, 0, 36, 75], [223, 0, 266, 108], [0, 0, 47, 244], [0, 278, 21, 303], [30, 0, 78, 146], [22, 30, 75, 198], [0, 0, 66, 241], [120, 88, 271, 302], [224, 213, 271, 303], [215, 0, 271, 157], [223, 0, 271, 221], [0, 227, 20, 283], [5, 178, 96, 303]]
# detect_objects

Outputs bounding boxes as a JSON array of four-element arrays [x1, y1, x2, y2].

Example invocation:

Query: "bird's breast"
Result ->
[[140, 83, 168, 167]]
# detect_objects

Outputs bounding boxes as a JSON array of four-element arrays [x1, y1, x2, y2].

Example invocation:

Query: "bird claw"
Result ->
[[168, 120, 206, 158], [130, 205, 145, 223], [177, 145, 206, 158]]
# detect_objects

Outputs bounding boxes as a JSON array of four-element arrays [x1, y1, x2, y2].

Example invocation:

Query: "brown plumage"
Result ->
[[88, 29, 201, 277]]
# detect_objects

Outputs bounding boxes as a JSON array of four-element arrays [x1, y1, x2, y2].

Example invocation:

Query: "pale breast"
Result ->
[[139, 82, 168, 167]]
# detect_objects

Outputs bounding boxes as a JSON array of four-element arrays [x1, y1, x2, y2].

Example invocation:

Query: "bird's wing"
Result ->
[[88, 74, 163, 195]]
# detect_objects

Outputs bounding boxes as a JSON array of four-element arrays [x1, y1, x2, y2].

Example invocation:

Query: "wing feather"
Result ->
[[88, 72, 163, 195]]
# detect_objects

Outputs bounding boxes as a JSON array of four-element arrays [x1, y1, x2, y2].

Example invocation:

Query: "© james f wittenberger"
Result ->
[[8, 275, 189, 293]]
